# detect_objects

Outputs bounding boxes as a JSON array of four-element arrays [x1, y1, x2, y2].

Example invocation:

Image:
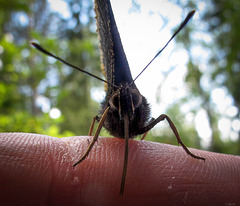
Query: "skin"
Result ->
[[0, 133, 239, 206]]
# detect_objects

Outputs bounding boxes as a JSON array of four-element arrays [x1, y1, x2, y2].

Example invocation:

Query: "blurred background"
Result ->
[[0, 0, 239, 155]]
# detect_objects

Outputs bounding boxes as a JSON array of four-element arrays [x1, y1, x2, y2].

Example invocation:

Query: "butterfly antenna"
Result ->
[[130, 10, 196, 86], [31, 42, 117, 88]]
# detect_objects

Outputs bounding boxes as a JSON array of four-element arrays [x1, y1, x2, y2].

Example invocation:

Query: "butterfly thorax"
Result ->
[[101, 83, 151, 138]]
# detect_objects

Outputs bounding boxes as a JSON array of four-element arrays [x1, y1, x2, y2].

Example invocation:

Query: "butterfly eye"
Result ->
[[131, 90, 142, 108], [109, 92, 119, 110]]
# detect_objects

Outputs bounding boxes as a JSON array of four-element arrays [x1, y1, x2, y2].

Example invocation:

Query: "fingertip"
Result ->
[[1, 133, 240, 205]]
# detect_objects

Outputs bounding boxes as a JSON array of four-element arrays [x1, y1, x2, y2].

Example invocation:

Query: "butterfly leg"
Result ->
[[141, 114, 205, 161], [140, 118, 155, 140], [73, 107, 110, 167], [87, 116, 98, 145], [140, 132, 148, 140], [88, 115, 100, 136]]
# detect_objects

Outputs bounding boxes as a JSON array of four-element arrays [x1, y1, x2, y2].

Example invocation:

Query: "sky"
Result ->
[[46, 0, 240, 148]]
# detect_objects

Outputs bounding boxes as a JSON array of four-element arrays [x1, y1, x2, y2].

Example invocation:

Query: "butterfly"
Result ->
[[32, 0, 205, 196]]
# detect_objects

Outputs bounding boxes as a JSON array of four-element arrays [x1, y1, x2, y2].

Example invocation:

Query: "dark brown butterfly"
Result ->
[[32, 0, 205, 196]]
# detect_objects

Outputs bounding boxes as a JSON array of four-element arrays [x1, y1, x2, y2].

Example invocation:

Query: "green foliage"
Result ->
[[172, 0, 240, 154], [0, 0, 100, 137], [1, 0, 239, 156]]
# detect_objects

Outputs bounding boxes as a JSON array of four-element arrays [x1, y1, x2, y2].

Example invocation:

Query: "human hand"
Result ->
[[0, 133, 239, 206]]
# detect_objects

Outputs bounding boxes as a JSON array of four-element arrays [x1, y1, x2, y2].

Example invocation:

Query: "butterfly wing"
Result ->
[[95, 0, 136, 96]]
